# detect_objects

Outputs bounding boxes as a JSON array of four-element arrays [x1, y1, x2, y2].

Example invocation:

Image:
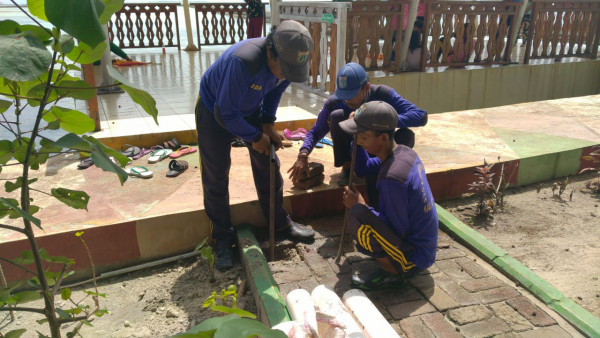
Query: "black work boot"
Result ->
[[276, 221, 315, 244], [214, 246, 235, 272]]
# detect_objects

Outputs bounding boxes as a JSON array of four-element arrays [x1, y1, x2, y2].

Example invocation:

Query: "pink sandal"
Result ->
[[170, 146, 197, 158], [283, 128, 306, 141]]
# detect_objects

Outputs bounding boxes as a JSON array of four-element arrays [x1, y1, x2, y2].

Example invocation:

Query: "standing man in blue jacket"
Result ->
[[287, 63, 427, 206], [196, 20, 316, 271], [339, 101, 438, 290]]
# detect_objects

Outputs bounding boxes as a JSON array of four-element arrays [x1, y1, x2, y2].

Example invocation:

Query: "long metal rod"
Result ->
[[335, 135, 358, 262], [269, 144, 276, 262]]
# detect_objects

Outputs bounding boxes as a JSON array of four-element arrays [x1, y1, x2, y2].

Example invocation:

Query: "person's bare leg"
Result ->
[[376, 256, 399, 275]]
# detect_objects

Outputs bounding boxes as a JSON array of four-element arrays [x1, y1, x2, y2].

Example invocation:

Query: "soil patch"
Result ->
[[1, 256, 256, 337], [439, 172, 600, 318]]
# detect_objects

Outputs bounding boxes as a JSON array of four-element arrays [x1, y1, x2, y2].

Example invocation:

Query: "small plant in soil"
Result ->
[[194, 238, 215, 283], [580, 146, 600, 193], [468, 157, 518, 217], [171, 286, 285, 338]]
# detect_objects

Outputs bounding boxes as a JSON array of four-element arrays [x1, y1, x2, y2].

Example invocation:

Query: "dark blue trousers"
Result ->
[[195, 99, 291, 248], [347, 203, 420, 275], [329, 108, 353, 168]]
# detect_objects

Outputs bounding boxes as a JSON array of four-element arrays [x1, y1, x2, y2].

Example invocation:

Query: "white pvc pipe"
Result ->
[[286, 289, 320, 337], [343, 289, 400, 338], [311, 285, 365, 338]]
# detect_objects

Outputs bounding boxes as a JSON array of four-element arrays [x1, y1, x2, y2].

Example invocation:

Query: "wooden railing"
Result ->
[[346, 1, 408, 72], [277, 2, 351, 93], [193, 3, 267, 46], [421, 1, 521, 70], [524, 0, 600, 63], [108, 3, 181, 49]]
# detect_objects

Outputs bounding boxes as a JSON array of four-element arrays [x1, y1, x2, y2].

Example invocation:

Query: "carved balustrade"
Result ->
[[421, 1, 521, 70], [524, 0, 600, 63], [277, 2, 351, 92], [193, 3, 267, 46], [108, 3, 181, 49], [346, 1, 408, 72]]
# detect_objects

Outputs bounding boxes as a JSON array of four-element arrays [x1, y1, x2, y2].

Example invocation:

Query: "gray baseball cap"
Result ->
[[273, 20, 313, 83], [339, 101, 398, 135]]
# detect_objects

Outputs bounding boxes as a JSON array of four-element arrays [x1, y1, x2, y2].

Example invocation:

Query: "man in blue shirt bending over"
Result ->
[[287, 62, 427, 208], [196, 20, 316, 271], [339, 101, 438, 290]]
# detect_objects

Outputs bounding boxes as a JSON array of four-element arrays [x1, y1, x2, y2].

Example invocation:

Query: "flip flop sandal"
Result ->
[[77, 157, 94, 170], [166, 160, 189, 177], [125, 166, 153, 178], [170, 146, 197, 158], [132, 147, 153, 160], [120, 144, 141, 158], [295, 128, 308, 134], [283, 129, 294, 140], [163, 137, 181, 150], [319, 138, 334, 146], [315, 142, 324, 148], [148, 149, 173, 163]]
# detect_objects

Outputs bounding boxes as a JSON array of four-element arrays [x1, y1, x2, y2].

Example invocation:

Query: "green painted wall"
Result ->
[[371, 60, 600, 114]]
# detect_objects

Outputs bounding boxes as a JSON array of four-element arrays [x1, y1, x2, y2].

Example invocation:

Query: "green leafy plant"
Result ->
[[0, 0, 157, 336], [194, 238, 216, 283], [172, 286, 286, 338]]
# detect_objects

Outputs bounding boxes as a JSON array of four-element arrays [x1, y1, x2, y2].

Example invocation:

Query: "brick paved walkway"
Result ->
[[267, 215, 583, 337]]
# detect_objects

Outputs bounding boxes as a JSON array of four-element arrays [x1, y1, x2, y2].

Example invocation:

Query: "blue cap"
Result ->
[[332, 63, 368, 100]]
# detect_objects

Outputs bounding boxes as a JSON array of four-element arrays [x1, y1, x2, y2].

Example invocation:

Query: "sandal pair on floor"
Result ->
[[283, 128, 307, 140], [125, 160, 188, 179]]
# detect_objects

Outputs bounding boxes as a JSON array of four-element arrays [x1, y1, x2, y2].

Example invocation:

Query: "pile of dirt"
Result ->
[[1, 256, 256, 337], [440, 172, 600, 318]]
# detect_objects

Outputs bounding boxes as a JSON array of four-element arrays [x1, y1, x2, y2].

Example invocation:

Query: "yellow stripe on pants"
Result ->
[[357, 224, 415, 272]]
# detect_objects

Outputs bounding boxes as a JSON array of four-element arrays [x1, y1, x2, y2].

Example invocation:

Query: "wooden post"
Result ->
[[82, 64, 101, 132]]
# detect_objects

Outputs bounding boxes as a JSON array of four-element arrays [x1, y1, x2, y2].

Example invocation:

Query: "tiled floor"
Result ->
[[269, 214, 584, 337]]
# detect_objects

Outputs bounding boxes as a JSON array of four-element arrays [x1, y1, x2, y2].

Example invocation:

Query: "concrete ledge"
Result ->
[[237, 225, 290, 327], [437, 204, 600, 337]]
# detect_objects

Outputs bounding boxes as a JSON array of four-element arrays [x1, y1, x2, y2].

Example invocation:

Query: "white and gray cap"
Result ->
[[273, 20, 313, 83]]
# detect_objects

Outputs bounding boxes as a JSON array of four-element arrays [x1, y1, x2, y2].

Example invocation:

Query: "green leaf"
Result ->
[[19, 25, 52, 43], [0, 20, 20, 35], [214, 318, 287, 338], [26, 83, 57, 107], [51, 188, 90, 210], [209, 305, 256, 319], [107, 66, 158, 124], [54, 80, 95, 100], [39, 138, 63, 153], [0, 140, 13, 165], [54, 133, 129, 183], [0, 198, 41, 228], [39, 248, 74, 264], [0, 33, 53, 81], [61, 288, 71, 300], [44, 106, 95, 134], [94, 308, 109, 316], [55, 308, 71, 319], [83, 290, 106, 297], [5, 177, 38, 193], [178, 314, 239, 336], [194, 238, 208, 252], [0, 98, 11, 113], [28, 0, 48, 22], [5, 329, 27, 338], [45, 0, 106, 48], [13, 290, 41, 303], [65, 41, 106, 64], [55, 34, 75, 54], [12, 138, 30, 163], [99, 0, 124, 25]]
